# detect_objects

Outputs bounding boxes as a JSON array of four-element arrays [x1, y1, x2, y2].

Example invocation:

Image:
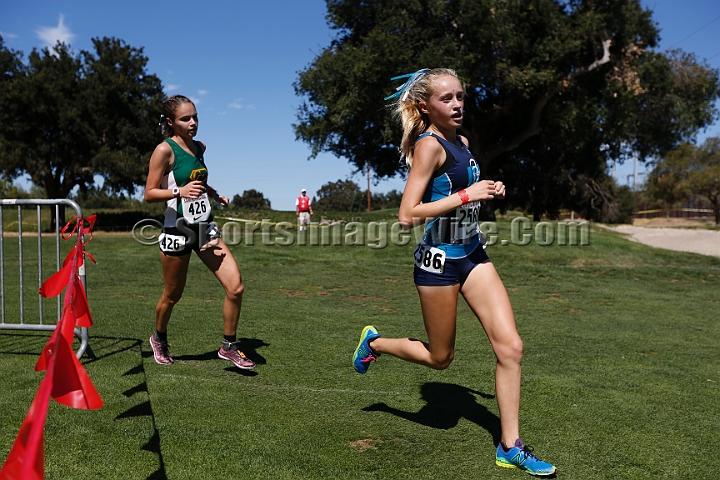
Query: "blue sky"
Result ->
[[1, 0, 719, 208]]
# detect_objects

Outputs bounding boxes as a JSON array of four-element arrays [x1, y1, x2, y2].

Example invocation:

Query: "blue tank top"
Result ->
[[417, 133, 481, 258]]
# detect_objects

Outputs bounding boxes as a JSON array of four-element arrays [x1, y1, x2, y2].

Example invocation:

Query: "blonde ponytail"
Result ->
[[386, 68, 459, 166]]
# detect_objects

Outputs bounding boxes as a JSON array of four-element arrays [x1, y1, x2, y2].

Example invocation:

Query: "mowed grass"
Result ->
[[1, 222, 719, 479]]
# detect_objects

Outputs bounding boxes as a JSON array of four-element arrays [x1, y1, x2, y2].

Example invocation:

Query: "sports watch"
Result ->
[[172, 187, 180, 198]]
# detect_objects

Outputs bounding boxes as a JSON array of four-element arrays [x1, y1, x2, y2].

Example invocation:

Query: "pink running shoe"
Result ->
[[218, 342, 256, 370], [149, 335, 173, 365]]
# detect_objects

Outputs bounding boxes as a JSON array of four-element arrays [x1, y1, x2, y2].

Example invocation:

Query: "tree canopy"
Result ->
[[231, 189, 272, 210], [0, 36, 164, 202], [312, 179, 403, 211], [294, 0, 720, 219], [646, 138, 720, 225], [314, 179, 364, 211]]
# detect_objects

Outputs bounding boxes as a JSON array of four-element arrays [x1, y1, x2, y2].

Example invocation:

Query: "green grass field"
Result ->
[[1, 221, 719, 479]]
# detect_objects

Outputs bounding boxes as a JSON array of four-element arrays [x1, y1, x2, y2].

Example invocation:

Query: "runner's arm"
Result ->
[[398, 139, 496, 228], [206, 185, 229, 207]]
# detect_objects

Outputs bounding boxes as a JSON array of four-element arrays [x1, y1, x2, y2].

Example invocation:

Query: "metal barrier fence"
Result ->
[[0, 199, 91, 358]]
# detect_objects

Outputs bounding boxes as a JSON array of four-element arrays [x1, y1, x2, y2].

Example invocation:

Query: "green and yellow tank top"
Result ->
[[160, 139, 211, 227]]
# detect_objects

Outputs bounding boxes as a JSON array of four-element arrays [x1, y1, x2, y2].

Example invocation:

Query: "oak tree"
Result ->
[[294, 0, 719, 219], [0, 36, 164, 224]]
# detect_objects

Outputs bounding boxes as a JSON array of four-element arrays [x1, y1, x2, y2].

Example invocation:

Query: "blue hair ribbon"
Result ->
[[384, 68, 431, 101]]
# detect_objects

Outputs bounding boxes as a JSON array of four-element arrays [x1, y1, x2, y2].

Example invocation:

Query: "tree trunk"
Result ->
[[43, 180, 69, 232]]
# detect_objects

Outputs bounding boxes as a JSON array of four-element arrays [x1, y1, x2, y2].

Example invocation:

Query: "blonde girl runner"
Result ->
[[352, 69, 556, 476]]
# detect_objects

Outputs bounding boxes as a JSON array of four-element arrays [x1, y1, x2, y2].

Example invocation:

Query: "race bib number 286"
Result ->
[[414, 243, 446, 274]]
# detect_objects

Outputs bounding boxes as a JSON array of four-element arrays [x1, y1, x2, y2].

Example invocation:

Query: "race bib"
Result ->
[[414, 243, 446, 274], [452, 201, 480, 242], [158, 233, 186, 253], [182, 193, 211, 223]]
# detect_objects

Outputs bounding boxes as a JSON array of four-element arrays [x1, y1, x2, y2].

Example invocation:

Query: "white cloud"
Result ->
[[228, 98, 243, 109], [0, 31, 19, 39], [198, 90, 209, 95], [166, 84, 180, 92], [36, 14, 75, 47], [246, 105, 256, 110], [188, 96, 201, 105]]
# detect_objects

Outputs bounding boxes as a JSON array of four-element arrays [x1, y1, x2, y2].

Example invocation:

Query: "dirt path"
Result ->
[[604, 221, 720, 258]]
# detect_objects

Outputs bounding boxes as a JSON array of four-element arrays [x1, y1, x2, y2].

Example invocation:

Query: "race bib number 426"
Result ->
[[414, 243, 446, 274], [182, 193, 211, 223], [158, 233, 186, 253]]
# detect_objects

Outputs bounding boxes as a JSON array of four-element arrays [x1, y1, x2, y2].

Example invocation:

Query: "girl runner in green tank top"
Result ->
[[143, 95, 256, 370]]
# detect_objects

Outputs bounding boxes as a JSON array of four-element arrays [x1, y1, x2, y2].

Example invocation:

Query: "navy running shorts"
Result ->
[[413, 245, 491, 287]]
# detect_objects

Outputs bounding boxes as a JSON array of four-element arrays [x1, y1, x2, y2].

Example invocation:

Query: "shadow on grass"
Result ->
[[171, 337, 268, 375], [0, 331, 50, 356], [362, 382, 501, 445], [1, 332, 168, 479], [117, 354, 168, 480], [0, 332, 141, 363], [82, 336, 142, 363]]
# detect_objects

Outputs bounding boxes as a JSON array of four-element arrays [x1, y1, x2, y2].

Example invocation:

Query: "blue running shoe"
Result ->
[[495, 438, 557, 476], [352, 325, 380, 374]]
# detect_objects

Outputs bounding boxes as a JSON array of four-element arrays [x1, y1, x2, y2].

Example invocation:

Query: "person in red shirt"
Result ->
[[295, 188, 313, 231]]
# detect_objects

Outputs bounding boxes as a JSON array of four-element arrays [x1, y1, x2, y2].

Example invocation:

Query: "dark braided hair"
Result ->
[[160, 95, 195, 138]]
